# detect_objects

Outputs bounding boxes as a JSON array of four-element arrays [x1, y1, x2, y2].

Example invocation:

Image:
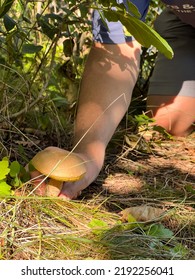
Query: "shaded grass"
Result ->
[[0, 195, 118, 260], [0, 185, 194, 260]]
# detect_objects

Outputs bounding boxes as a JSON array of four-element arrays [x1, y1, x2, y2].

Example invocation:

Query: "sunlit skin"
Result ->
[[147, 95, 195, 136], [30, 42, 195, 199], [30, 41, 141, 199]]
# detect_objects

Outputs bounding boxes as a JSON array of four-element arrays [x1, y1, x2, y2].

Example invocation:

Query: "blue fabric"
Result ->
[[92, 0, 195, 44], [92, 0, 150, 44]]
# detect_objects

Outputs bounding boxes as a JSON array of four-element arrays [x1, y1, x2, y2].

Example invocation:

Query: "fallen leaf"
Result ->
[[120, 205, 164, 222]]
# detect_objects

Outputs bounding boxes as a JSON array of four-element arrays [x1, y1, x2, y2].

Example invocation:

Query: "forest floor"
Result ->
[[0, 122, 195, 260]]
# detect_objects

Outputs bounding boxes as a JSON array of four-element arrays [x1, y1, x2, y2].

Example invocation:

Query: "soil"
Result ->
[[82, 130, 195, 205]]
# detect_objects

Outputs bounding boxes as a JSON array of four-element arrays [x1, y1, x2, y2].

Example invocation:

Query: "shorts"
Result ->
[[148, 8, 195, 98], [92, 0, 149, 44]]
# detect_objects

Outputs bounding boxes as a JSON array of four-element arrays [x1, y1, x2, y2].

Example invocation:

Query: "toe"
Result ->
[[59, 183, 82, 200], [30, 170, 47, 195]]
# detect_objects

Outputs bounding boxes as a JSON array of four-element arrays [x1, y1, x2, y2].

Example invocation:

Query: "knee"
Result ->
[[148, 108, 194, 137], [159, 120, 193, 137], [147, 96, 195, 137]]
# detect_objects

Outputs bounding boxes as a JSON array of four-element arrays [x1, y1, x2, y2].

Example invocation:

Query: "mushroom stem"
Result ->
[[46, 179, 63, 197]]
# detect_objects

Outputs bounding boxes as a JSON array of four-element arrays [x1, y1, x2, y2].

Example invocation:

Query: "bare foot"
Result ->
[[58, 153, 101, 199], [29, 153, 103, 199], [29, 170, 47, 195]]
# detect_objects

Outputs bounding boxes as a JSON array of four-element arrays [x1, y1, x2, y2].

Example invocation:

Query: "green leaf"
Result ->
[[184, 185, 195, 194], [101, 8, 173, 59], [0, 181, 11, 197], [99, 10, 110, 31], [147, 224, 174, 239], [19, 165, 30, 182], [170, 243, 189, 258], [44, 13, 63, 22], [118, 12, 174, 59], [0, 159, 10, 180], [51, 96, 69, 106], [22, 44, 43, 54], [0, 0, 15, 18], [3, 14, 16, 31], [88, 219, 108, 235], [79, 4, 89, 18], [103, 10, 119, 23], [36, 14, 59, 39], [22, 15, 31, 24], [28, 161, 36, 172], [153, 125, 173, 139], [11, 176, 21, 187], [126, 213, 137, 223], [63, 38, 73, 57], [135, 114, 154, 125], [126, 0, 141, 18], [9, 161, 20, 178], [125, 213, 139, 229], [88, 218, 108, 228]]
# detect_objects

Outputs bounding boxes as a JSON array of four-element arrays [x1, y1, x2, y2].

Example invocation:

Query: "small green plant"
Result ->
[[0, 157, 29, 197], [134, 114, 155, 126], [145, 223, 190, 258], [131, 114, 173, 140], [88, 218, 109, 235]]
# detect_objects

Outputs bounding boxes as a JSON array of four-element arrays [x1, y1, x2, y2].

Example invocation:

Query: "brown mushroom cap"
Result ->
[[30, 146, 86, 181]]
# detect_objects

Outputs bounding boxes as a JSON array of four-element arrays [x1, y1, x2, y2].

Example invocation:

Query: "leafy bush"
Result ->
[[0, 0, 171, 128]]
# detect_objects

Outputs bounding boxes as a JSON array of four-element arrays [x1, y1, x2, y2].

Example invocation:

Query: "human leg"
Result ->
[[59, 41, 141, 199], [147, 9, 195, 136], [30, 0, 147, 199], [147, 95, 195, 136], [30, 41, 141, 199]]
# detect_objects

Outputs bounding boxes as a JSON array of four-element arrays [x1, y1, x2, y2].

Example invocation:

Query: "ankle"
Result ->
[[73, 142, 105, 167]]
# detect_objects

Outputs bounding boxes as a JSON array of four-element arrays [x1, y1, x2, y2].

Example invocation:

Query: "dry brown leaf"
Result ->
[[120, 205, 165, 222]]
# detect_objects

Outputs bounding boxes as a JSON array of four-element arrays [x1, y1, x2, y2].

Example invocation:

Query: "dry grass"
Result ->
[[0, 196, 118, 260], [0, 194, 194, 260], [0, 139, 195, 260], [0, 114, 195, 260]]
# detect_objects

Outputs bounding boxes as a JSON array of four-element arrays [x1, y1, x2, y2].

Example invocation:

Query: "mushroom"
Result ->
[[30, 146, 86, 196]]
